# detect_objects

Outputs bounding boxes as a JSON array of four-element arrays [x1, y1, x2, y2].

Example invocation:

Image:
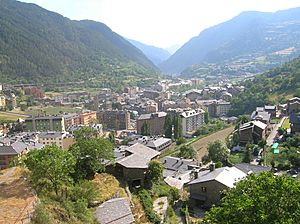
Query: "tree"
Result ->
[[178, 145, 196, 159], [70, 128, 114, 180], [74, 126, 97, 141], [174, 115, 182, 139], [164, 114, 173, 138], [24, 145, 75, 196], [206, 140, 229, 164], [203, 172, 300, 224], [141, 122, 150, 136], [204, 111, 209, 124], [147, 160, 163, 183], [108, 131, 116, 144]]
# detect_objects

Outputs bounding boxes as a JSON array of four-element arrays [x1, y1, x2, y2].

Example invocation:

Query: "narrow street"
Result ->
[[266, 116, 287, 146]]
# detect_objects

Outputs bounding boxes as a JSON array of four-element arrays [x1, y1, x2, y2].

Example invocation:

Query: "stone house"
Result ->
[[187, 166, 246, 207], [108, 143, 160, 186], [290, 113, 300, 134], [239, 120, 267, 144]]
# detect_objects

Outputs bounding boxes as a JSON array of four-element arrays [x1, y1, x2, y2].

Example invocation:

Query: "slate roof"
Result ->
[[137, 112, 167, 120], [116, 143, 160, 169], [162, 156, 195, 174], [146, 138, 171, 149], [95, 198, 134, 224], [234, 163, 271, 175], [290, 113, 300, 124], [251, 111, 271, 122], [188, 167, 246, 188], [0, 141, 43, 155]]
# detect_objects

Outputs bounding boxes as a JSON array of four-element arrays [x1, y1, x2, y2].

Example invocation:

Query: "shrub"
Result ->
[[138, 189, 161, 224]]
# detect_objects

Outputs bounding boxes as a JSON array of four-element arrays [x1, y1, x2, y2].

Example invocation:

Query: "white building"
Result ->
[[181, 109, 205, 137], [38, 132, 74, 150]]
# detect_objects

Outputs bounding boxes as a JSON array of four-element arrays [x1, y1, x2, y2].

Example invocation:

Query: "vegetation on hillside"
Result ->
[[229, 56, 300, 116]]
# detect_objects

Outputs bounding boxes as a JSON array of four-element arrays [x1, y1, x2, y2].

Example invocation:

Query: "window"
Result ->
[[201, 187, 207, 192]]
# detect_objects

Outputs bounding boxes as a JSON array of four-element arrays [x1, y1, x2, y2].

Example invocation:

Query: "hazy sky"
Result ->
[[20, 0, 300, 49]]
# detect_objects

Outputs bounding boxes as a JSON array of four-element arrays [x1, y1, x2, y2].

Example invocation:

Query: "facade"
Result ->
[[0, 95, 6, 108], [97, 110, 130, 130], [25, 116, 65, 132], [185, 89, 202, 101], [38, 132, 75, 150], [287, 97, 300, 114], [181, 109, 205, 137], [79, 111, 97, 125], [136, 112, 167, 136], [290, 113, 300, 134], [239, 120, 267, 144], [208, 100, 231, 117]]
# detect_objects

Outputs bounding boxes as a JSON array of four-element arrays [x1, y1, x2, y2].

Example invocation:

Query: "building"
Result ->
[[185, 89, 202, 101], [239, 120, 267, 144], [0, 95, 6, 108], [95, 198, 134, 224], [38, 132, 75, 150], [287, 97, 300, 114], [290, 113, 300, 134], [79, 111, 97, 125], [162, 156, 199, 189], [63, 113, 81, 130], [188, 166, 246, 207], [0, 141, 43, 169], [128, 136, 172, 151], [181, 109, 205, 137], [143, 90, 160, 100], [208, 100, 231, 117], [108, 143, 160, 186], [24, 86, 44, 98], [136, 112, 167, 136], [25, 116, 65, 132], [97, 110, 130, 130]]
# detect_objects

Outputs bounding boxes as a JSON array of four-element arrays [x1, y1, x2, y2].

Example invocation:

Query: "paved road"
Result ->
[[266, 116, 287, 146]]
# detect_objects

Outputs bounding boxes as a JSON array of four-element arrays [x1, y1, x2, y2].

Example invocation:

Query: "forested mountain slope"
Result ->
[[0, 0, 157, 85]]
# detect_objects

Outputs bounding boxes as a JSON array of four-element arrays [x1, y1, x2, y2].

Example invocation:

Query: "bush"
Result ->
[[176, 137, 187, 145], [215, 161, 223, 168], [31, 203, 53, 224], [138, 189, 161, 224]]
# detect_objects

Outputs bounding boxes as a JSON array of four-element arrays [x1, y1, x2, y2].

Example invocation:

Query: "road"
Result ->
[[266, 116, 287, 146], [191, 126, 235, 161]]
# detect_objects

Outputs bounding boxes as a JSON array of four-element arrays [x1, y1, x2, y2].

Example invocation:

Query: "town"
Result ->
[[1, 77, 299, 223]]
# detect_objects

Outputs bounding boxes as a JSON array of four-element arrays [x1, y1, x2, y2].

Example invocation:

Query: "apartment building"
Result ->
[[137, 112, 167, 136], [97, 110, 130, 130], [181, 109, 205, 137]]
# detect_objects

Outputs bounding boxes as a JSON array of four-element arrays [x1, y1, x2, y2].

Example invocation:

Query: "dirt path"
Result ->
[[191, 126, 234, 161]]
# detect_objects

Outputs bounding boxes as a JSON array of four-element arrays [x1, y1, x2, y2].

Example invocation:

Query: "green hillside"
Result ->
[[229, 56, 300, 116], [0, 0, 157, 86]]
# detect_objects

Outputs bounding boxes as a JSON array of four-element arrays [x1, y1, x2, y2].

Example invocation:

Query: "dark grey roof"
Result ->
[[162, 156, 195, 173], [251, 111, 271, 122], [0, 146, 18, 155], [39, 132, 64, 138], [290, 113, 300, 124], [234, 163, 271, 174], [95, 198, 134, 224]]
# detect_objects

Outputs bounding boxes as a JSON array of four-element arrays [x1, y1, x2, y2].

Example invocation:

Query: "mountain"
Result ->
[[160, 7, 300, 76], [229, 55, 300, 116], [128, 39, 170, 65], [165, 44, 181, 55], [0, 0, 157, 86]]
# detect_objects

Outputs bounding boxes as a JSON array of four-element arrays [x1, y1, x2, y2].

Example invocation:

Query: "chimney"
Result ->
[[209, 163, 215, 172]]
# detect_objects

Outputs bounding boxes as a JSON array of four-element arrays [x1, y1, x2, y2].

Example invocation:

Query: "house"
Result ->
[[162, 156, 199, 189], [207, 100, 231, 117], [250, 110, 271, 125], [239, 120, 267, 144], [187, 166, 246, 207], [0, 141, 43, 169], [95, 198, 134, 224], [185, 89, 202, 101], [109, 143, 160, 186], [264, 105, 276, 118], [290, 113, 300, 134], [97, 110, 130, 130]]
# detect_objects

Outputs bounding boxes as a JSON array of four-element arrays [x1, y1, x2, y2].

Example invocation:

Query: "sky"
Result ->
[[20, 0, 300, 49]]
